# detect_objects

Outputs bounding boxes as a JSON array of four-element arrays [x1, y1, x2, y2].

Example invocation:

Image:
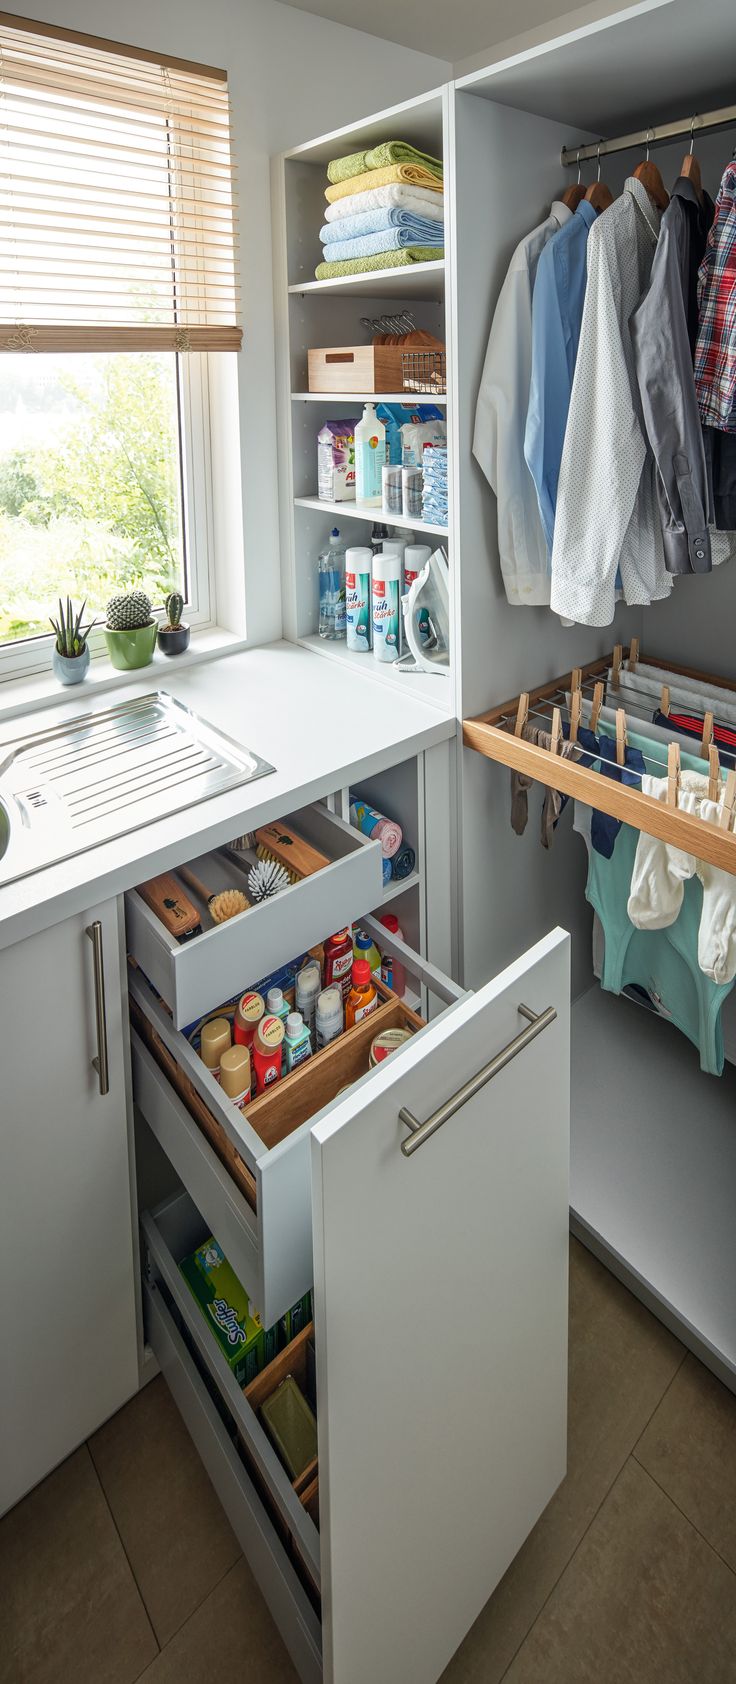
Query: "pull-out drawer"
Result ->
[[142, 929, 571, 1684], [125, 802, 382, 1028], [130, 916, 462, 1325]]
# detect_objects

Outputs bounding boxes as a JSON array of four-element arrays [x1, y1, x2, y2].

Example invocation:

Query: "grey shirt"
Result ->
[[631, 176, 712, 575]]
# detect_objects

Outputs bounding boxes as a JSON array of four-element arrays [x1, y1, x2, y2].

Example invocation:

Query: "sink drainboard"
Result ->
[[0, 691, 275, 886]]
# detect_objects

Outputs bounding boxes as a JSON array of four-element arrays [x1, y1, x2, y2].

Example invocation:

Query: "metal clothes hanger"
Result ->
[[562, 149, 587, 211], [680, 115, 704, 203], [634, 127, 670, 211], [584, 141, 614, 212]]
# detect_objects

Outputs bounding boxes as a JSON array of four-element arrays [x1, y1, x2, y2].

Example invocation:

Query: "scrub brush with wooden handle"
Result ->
[[255, 821, 329, 883], [178, 865, 249, 924]]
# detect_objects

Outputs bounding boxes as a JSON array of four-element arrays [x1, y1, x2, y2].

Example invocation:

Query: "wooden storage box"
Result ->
[[308, 344, 406, 393], [243, 1322, 321, 1608]]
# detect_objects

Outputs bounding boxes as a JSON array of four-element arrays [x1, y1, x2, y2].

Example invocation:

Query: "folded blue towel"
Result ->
[[320, 205, 444, 245], [320, 223, 446, 263]]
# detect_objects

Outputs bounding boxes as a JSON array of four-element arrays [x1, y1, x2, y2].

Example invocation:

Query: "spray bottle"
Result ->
[[345, 546, 373, 652], [372, 548, 402, 663]]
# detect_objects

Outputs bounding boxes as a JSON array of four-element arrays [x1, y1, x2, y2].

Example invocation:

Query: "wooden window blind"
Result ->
[[0, 13, 241, 350]]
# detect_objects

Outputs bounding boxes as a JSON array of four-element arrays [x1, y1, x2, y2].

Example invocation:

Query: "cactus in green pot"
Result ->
[[104, 589, 157, 670]]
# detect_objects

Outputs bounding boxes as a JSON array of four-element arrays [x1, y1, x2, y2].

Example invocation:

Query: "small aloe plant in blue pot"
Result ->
[[49, 596, 95, 685]]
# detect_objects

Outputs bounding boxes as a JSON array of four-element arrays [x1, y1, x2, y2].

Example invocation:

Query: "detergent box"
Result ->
[[179, 1236, 264, 1385]]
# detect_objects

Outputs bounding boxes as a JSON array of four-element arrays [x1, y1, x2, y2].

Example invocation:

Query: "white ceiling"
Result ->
[[278, 0, 636, 69]]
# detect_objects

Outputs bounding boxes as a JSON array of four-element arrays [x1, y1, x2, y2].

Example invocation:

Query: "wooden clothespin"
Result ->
[[514, 692, 529, 737], [550, 706, 562, 756], [569, 687, 581, 744], [627, 637, 639, 672], [590, 681, 604, 733], [708, 744, 721, 804], [611, 644, 622, 689], [719, 768, 736, 830], [570, 667, 582, 697], [701, 711, 714, 758], [615, 708, 627, 767], [660, 684, 670, 718], [667, 741, 681, 808]]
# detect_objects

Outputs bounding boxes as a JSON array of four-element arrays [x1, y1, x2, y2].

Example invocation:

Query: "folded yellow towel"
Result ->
[[325, 161, 443, 205]]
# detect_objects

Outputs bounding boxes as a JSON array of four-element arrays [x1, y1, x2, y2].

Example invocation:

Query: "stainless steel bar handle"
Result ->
[[86, 921, 110, 1096], [399, 1002, 556, 1157]]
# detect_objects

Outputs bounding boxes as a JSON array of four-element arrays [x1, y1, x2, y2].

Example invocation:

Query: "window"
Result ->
[[0, 15, 240, 674]]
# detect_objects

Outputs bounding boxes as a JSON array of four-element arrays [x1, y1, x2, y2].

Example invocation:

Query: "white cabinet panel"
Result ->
[[0, 901, 139, 1514], [311, 930, 570, 1684]]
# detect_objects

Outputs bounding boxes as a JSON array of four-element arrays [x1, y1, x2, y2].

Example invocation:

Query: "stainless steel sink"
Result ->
[[0, 692, 275, 888]]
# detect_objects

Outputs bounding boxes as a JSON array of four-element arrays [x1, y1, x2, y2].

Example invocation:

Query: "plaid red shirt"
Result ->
[[695, 162, 736, 432]]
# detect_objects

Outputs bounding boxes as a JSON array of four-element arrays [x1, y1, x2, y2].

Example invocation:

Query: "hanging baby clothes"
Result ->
[[473, 200, 572, 607], [524, 198, 597, 554], [631, 177, 714, 574], [695, 161, 736, 531], [550, 178, 672, 625], [628, 780, 736, 984]]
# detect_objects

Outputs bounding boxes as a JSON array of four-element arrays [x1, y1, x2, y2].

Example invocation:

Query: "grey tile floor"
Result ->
[[2, 1240, 735, 1684]]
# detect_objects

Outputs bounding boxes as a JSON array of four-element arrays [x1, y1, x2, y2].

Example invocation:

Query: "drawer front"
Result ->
[[126, 802, 383, 1028], [143, 1277, 322, 1684], [131, 922, 464, 1328], [311, 929, 570, 1684]]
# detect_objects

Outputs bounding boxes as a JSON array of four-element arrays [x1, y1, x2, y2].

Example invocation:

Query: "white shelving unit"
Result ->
[[272, 88, 456, 716]]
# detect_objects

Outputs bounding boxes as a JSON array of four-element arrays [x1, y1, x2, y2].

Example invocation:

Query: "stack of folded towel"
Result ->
[[421, 445, 448, 528], [316, 141, 444, 280]]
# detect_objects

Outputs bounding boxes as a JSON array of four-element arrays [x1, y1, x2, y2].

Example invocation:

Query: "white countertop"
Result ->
[[0, 641, 455, 951]]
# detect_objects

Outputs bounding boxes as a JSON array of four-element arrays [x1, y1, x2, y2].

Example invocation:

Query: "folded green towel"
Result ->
[[327, 141, 443, 186], [315, 245, 443, 280]]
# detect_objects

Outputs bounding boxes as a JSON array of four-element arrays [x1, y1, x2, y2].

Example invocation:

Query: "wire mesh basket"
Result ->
[[401, 349, 447, 395]]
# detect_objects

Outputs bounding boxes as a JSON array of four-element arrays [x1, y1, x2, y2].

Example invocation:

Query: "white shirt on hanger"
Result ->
[[473, 199, 572, 608], [550, 177, 673, 626]]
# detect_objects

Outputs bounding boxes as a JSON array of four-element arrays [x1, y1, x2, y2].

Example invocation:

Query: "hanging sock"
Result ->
[[591, 734, 647, 858], [627, 777, 700, 928], [695, 796, 736, 984]]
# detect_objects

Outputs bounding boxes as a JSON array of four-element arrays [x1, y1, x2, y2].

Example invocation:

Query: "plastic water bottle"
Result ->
[[318, 528, 346, 640]]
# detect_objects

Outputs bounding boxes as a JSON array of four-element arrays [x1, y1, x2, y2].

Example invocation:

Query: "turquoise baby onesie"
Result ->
[[584, 729, 735, 1075]]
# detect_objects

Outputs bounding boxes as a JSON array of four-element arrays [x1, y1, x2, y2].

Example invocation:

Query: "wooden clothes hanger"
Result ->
[[562, 149, 586, 211], [634, 130, 670, 211], [584, 143, 614, 212], [680, 116, 704, 204]]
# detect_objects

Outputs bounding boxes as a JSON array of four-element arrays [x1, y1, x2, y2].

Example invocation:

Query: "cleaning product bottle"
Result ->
[[379, 912, 406, 997], [315, 985, 343, 1048], [324, 928, 354, 1005], [284, 1010, 312, 1072], [295, 961, 321, 1042], [370, 521, 389, 556], [345, 958, 378, 1028], [266, 986, 290, 1073], [355, 403, 386, 505], [252, 1015, 285, 1094], [372, 548, 402, 663], [345, 546, 373, 652], [403, 544, 433, 645], [219, 1044, 251, 1111], [353, 928, 381, 976], [317, 528, 346, 641]]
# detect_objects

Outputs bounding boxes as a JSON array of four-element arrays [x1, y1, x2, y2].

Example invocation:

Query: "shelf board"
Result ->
[[289, 390, 444, 404], [382, 870, 420, 903], [287, 260, 445, 301], [294, 496, 447, 536], [298, 635, 452, 710]]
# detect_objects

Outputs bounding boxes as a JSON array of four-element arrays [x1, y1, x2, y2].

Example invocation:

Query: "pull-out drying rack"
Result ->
[[463, 646, 736, 875]]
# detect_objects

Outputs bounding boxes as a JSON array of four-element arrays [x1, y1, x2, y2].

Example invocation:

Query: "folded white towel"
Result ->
[[323, 183, 444, 224]]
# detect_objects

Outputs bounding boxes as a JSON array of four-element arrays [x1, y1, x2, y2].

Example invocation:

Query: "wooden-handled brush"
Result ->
[[255, 822, 329, 882], [137, 873, 202, 941], [178, 865, 249, 924]]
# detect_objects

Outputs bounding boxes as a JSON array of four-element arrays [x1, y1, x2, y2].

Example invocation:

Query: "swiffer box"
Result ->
[[179, 1236, 264, 1385]]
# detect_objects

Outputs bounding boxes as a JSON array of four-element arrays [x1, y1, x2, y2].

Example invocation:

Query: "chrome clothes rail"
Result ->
[[561, 100, 736, 167]]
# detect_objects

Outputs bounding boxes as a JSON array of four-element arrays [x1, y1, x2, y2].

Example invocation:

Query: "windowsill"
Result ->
[[0, 626, 248, 726]]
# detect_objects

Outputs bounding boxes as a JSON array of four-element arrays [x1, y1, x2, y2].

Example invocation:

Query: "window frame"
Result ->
[[0, 349, 217, 684]]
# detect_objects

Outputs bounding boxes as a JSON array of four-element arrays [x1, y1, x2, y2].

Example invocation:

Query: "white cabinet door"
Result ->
[[311, 929, 570, 1684], [0, 901, 139, 1514]]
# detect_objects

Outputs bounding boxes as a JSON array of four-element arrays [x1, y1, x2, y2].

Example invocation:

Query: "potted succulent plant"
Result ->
[[104, 590, 157, 670], [49, 596, 96, 685], [157, 590, 190, 657]]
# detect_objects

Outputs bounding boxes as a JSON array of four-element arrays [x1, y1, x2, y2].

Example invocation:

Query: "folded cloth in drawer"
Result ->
[[326, 141, 443, 185], [320, 207, 444, 244], [320, 223, 445, 263], [315, 246, 444, 281], [323, 183, 444, 223], [324, 162, 443, 204]]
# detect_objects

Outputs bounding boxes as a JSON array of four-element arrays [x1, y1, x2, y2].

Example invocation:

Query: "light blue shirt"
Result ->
[[524, 198, 596, 555]]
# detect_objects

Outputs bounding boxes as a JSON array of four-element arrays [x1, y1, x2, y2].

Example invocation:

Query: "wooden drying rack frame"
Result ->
[[462, 644, 736, 875]]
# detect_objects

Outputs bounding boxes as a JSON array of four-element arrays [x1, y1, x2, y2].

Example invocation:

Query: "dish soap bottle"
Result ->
[[318, 528, 346, 640], [345, 958, 378, 1028], [355, 404, 386, 506]]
